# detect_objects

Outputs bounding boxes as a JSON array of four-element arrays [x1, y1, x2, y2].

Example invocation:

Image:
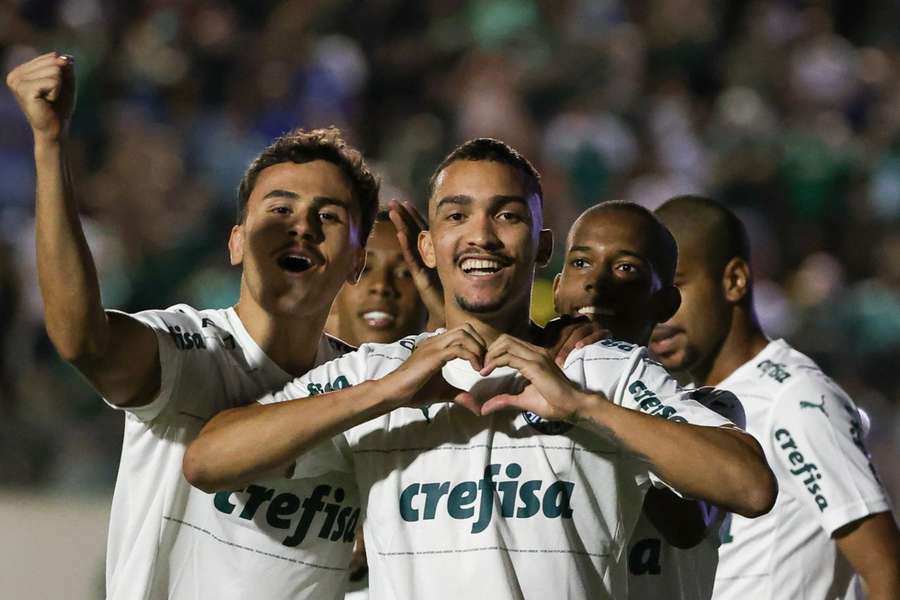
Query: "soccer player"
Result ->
[[184, 139, 777, 599], [650, 195, 900, 599], [6, 53, 381, 599], [552, 201, 742, 600], [329, 211, 430, 346]]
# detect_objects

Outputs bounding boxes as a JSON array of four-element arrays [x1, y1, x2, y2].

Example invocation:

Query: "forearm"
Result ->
[[184, 378, 398, 492], [34, 139, 107, 360], [576, 393, 777, 517], [836, 512, 900, 600]]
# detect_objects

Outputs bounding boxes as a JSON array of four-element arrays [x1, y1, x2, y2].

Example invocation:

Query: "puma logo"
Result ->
[[800, 396, 828, 417]]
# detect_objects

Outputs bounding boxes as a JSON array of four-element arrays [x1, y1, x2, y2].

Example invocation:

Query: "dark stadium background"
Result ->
[[2, 1, 899, 596]]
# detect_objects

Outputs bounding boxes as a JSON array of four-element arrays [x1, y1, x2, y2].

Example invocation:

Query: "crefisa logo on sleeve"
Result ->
[[522, 411, 574, 435]]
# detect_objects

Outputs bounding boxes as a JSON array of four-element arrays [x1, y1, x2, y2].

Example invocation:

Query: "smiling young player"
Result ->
[[329, 211, 429, 346], [553, 201, 745, 600], [6, 53, 383, 599], [652, 195, 900, 600], [184, 139, 776, 599]]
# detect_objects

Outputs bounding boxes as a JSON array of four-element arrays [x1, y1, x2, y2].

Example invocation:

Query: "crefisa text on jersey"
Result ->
[[774, 428, 828, 510], [214, 484, 361, 547], [399, 462, 575, 534]]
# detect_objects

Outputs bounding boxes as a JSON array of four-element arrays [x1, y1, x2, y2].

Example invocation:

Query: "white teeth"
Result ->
[[362, 311, 394, 322], [577, 306, 615, 316], [460, 258, 502, 273]]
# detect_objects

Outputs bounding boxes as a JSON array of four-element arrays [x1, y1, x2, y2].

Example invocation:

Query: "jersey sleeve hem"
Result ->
[[100, 309, 183, 422], [823, 498, 893, 537]]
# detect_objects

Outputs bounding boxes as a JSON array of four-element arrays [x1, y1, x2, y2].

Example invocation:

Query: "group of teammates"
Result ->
[[8, 52, 899, 599]]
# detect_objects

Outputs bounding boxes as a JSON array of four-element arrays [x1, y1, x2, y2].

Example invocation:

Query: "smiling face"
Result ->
[[553, 207, 678, 345], [332, 219, 427, 344], [419, 160, 550, 322], [229, 160, 365, 318]]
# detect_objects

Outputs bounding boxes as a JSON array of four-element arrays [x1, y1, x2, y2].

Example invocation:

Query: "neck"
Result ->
[[444, 301, 535, 345], [693, 305, 769, 387], [234, 289, 329, 378]]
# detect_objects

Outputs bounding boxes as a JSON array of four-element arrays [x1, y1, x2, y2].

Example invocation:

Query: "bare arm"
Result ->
[[7, 53, 160, 407], [578, 399, 775, 517], [480, 335, 777, 518], [184, 326, 487, 492], [835, 512, 900, 599]]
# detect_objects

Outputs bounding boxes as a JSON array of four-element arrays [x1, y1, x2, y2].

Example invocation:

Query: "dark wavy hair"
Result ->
[[237, 127, 380, 244]]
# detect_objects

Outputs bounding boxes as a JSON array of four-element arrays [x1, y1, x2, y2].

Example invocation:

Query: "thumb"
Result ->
[[452, 392, 482, 416], [480, 394, 520, 415]]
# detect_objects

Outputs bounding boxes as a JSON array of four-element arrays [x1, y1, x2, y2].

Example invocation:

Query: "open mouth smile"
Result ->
[[359, 310, 397, 329], [575, 305, 616, 317], [458, 256, 510, 277], [277, 254, 314, 273]]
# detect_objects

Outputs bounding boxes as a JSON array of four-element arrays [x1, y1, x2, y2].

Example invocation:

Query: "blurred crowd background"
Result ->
[[2, 0, 900, 505]]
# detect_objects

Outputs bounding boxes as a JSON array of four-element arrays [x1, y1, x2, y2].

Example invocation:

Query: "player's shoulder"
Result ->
[[323, 333, 357, 357], [764, 340, 846, 399], [330, 330, 434, 377], [566, 336, 644, 365], [756, 341, 862, 429]]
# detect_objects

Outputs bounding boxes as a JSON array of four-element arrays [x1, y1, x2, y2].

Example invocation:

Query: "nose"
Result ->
[[288, 208, 324, 242], [367, 267, 398, 298], [466, 213, 502, 250]]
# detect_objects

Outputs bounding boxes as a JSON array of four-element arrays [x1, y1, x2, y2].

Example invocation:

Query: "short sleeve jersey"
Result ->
[[711, 340, 891, 600], [625, 388, 747, 600], [261, 334, 734, 600], [104, 305, 360, 600]]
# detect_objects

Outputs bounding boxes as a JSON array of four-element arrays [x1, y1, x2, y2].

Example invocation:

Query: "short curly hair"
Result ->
[[237, 127, 380, 245], [427, 138, 543, 207]]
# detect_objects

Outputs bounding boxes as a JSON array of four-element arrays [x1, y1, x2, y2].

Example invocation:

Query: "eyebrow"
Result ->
[[434, 195, 472, 211], [262, 189, 351, 210], [434, 194, 529, 211], [566, 245, 649, 262]]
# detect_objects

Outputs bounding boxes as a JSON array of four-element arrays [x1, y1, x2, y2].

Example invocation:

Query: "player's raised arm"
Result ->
[[183, 325, 486, 491], [7, 53, 160, 407], [480, 335, 777, 518]]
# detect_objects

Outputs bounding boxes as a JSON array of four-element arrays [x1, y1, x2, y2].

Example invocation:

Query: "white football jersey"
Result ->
[[104, 305, 359, 600], [261, 333, 735, 600], [626, 388, 747, 600], [711, 340, 891, 600]]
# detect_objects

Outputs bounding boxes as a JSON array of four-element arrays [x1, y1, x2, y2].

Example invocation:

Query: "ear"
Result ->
[[722, 257, 751, 304], [552, 272, 562, 315], [651, 285, 682, 324], [228, 225, 244, 266], [347, 247, 367, 284], [419, 230, 437, 269], [536, 228, 553, 267]]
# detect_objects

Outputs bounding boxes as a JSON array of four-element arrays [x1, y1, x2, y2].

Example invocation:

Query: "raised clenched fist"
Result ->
[[6, 52, 76, 142]]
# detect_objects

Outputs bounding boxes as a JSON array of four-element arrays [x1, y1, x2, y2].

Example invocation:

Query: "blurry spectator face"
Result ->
[[332, 218, 427, 345], [650, 235, 730, 374], [553, 207, 678, 344], [419, 160, 549, 317], [228, 160, 365, 318]]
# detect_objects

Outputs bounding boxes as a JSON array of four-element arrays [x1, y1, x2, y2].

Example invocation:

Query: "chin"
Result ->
[[455, 294, 507, 315]]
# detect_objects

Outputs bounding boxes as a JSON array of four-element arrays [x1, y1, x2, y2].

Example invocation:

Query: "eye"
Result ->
[[319, 211, 341, 223], [615, 263, 641, 275], [271, 205, 291, 215], [570, 258, 590, 269], [395, 266, 413, 279], [446, 212, 465, 222], [497, 211, 523, 223]]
